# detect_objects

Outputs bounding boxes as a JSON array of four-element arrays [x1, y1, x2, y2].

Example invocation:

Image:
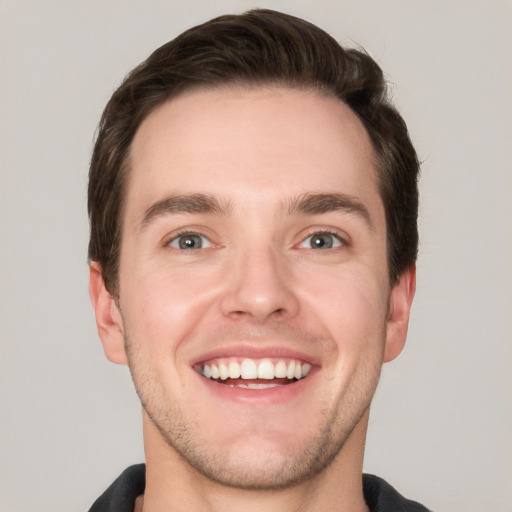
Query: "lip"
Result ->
[[189, 343, 319, 406]]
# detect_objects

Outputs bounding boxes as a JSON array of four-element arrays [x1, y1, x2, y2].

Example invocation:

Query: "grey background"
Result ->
[[1, 1, 511, 511]]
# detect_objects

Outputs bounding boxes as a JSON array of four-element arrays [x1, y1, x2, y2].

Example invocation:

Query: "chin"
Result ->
[[176, 439, 339, 490], [146, 402, 362, 491]]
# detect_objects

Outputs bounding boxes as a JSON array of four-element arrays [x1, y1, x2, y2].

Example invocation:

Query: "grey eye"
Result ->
[[300, 232, 342, 249], [169, 233, 211, 250]]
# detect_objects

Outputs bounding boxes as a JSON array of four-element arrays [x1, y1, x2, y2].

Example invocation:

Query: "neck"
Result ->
[[138, 411, 370, 512]]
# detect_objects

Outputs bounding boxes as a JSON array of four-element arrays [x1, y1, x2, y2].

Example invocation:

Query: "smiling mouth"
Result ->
[[195, 358, 312, 389]]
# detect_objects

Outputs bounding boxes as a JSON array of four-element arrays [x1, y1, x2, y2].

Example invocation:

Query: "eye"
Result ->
[[168, 233, 212, 250], [299, 232, 344, 250]]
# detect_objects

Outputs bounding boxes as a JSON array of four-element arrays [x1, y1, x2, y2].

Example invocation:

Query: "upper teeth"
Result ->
[[201, 358, 311, 381]]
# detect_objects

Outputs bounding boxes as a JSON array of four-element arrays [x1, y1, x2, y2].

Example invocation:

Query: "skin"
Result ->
[[90, 86, 415, 512]]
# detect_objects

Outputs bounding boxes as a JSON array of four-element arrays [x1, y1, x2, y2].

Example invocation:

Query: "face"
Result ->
[[91, 86, 414, 489]]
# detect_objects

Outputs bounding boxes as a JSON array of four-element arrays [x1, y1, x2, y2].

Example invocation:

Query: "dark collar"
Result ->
[[89, 464, 431, 512]]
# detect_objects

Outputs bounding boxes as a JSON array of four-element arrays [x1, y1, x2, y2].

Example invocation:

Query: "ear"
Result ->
[[384, 265, 416, 363], [89, 262, 128, 365]]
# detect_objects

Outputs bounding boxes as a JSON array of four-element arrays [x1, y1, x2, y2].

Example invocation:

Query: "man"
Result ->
[[87, 8, 427, 512]]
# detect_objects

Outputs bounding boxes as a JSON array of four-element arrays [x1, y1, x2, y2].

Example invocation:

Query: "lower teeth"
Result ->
[[230, 383, 281, 389]]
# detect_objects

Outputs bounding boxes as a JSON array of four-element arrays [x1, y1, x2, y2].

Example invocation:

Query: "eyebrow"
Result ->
[[286, 193, 373, 229], [140, 191, 373, 230], [141, 193, 231, 230]]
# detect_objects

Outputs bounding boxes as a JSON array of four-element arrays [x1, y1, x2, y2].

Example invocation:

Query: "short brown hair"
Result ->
[[88, 8, 419, 295]]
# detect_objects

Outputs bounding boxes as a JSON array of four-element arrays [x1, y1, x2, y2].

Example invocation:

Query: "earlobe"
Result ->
[[89, 262, 128, 365], [384, 265, 416, 363]]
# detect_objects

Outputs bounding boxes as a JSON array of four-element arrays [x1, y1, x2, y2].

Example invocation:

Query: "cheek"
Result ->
[[299, 264, 389, 355], [119, 263, 223, 353]]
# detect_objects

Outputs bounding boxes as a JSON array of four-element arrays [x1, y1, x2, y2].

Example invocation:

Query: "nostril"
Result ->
[[229, 310, 247, 318], [228, 307, 286, 321]]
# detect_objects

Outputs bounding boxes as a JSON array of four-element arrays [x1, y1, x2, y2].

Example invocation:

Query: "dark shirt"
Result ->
[[88, 464, 431, 512]]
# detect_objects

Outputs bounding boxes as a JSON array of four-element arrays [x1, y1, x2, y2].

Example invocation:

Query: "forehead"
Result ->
[[126, 85, 380, 219]]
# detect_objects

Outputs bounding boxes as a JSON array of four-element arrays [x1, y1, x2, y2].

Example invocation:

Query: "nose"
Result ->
[[220, 246, 300, 322]]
